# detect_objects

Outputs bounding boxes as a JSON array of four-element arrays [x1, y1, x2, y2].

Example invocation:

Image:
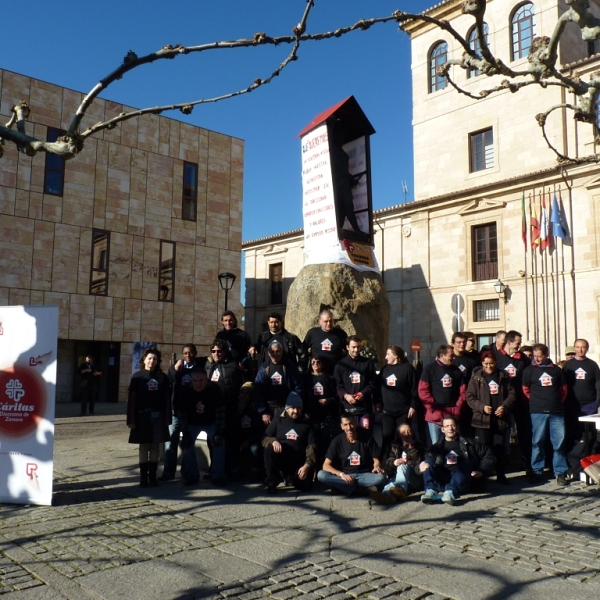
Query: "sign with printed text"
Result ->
[[0, 305, 58, 506]]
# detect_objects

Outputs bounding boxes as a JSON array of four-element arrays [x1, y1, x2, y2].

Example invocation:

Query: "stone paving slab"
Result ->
[[3, 414, 600, 599]]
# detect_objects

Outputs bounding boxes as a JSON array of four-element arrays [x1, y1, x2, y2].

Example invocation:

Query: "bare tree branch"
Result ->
[[3, 0, 600, 163]]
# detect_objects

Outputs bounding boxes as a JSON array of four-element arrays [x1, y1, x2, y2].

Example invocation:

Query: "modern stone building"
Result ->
[[0, 69, 243, 402], [243, 0, 600, 362]]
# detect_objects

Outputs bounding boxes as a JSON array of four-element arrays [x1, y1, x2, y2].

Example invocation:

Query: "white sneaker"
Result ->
[[441, 490, 455, 505]]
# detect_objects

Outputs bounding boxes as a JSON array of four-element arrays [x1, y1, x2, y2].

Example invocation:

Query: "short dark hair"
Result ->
[[463, 331, 475, 340], [505, 330, 522, 343], [496, 330, 507, 337], [436, 344, 453, 358], [267, 311, 283, 321], [190, 369, 208, 379], [221, 310, 238, 327], [139, 346, 161, 370], [451, 332, 466, 344], [182, 344, 197, 354], [347, 335, 361, 346], [533, 343, 549, 356], [441, 415, 458, 427], [574, 338, 589, 348]]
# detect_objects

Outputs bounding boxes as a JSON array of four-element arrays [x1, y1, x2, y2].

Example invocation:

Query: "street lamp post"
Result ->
[[218, 272, 236, 311]]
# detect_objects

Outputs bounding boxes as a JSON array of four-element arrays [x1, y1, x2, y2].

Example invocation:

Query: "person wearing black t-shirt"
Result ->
[[562, 338, 600, 475], [419, 416, 495, 505], [317, 415, 389, 503], [254, 341, 303, 424], [467, 351, 516, 484], [303, 310, 348, 375], [452, 332, 478, 437], [78, 354, 103, 416], [262, 392, 317, 493], [377, 345, 418, 459], [334, 336, 377, 430], [215, 311, 252, 365], [496, 330, 532, 473], [418, 345, 466, 445], [522, 344, 569, 486]]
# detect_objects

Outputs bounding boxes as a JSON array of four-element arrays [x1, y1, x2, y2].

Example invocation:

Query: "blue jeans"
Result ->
[[162, 415, 181, 478], [530, 413, 568, 476], [181, 423, 226, 480], [317, 470, 387, 496], [428, 422, 442, 444], [383, 463, 422, 494], [422, 458, 472, 498]]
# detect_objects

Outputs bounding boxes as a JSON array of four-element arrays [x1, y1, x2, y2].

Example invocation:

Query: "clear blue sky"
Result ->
[[3, 0, 432, 242]]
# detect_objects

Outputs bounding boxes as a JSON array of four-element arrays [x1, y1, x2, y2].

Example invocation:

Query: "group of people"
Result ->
[[125, 311, 600, 505]]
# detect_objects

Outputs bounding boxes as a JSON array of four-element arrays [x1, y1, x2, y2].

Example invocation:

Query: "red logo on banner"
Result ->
[[0, 364, 47, 438], [26, 463, 38, 479]]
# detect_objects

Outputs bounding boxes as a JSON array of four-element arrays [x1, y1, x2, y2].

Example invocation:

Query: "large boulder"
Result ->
[[285, 263, 390, 365]]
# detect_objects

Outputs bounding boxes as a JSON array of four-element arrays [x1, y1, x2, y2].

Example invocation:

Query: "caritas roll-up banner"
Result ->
[[0, 305, 58, 506]]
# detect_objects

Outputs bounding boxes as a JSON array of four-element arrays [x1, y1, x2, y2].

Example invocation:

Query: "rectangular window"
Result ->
[[159, 241, 175, 302], [472, 223, 498, 281], [182, 162, 198, 221], [90, 230, 110, 296], [469, 128, 494, 172], [474, 299, 500, 322], [269, 263, 283, 305], [44, 127, 65, 196]]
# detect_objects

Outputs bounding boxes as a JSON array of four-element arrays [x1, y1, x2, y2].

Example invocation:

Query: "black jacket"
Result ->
[[255, 329, 308, 373], [467, 367, 516, 430], [205, 358, 244, 409], [425, 435, 496, 475]]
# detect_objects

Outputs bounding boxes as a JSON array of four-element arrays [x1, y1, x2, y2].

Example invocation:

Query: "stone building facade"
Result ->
[[0, 69, 243, 402], [243, 0, 600, 362]]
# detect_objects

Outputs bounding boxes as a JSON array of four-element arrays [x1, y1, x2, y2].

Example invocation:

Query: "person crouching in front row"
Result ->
[[420, 416, 495, 505]]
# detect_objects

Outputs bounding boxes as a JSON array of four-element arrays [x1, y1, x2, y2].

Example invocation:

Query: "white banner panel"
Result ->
[[301, 124, 338, 250], [0, 305, 58, 506]]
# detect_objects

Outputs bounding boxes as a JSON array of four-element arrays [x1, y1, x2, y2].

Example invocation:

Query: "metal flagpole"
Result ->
[[529, 193, 538, 342], [552, 185, 561, 358], [523, 191, 530, 341]]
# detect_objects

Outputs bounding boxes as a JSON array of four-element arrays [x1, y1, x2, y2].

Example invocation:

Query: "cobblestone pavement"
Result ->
[[1, 410, 600, 599]]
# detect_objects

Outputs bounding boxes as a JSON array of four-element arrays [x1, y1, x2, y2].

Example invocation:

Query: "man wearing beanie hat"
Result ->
[[262, 391, 317, 493]]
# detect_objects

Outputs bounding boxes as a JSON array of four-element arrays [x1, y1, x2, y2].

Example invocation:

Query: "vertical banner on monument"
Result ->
[[298, 96, 379, 272], [0, 305, 58, 506]]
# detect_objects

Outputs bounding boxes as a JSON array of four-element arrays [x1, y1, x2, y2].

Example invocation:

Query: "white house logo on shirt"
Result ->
[[349, 451, 361, 466], [505, 364, 516, 377], [386, 374, 397, 387], [575, 368, 586, 380], [181, 373, 193, 386], [196, 401, 205, 414], [271, 372, 282, 385], [285, 429, 298, 441], [457, 364, 466, 373], [211, 369, 220, 382], [488, 380, 499, 395], [441, 374, 452, 388], [539, 373, 553, 387], [313, 382, 324, 395], [147, 379, 158, 391], [446, 450, 458, 465], [241, 415, 252, 428], [350, 371, 361, 384], [321, 339, 332, 352]]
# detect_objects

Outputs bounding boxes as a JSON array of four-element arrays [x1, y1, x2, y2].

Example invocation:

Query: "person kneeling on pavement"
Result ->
[[179, 370, 227, 487], [262, 392, 317, 493], [317, 415, 391, 504], [420, 416, 495, 505], [382, 423, 425, 502]]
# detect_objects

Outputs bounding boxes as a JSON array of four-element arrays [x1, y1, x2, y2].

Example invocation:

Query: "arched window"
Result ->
[[511, 3, 536, 60], [467, 23, 489, 78], [429, 42, 448, 92]]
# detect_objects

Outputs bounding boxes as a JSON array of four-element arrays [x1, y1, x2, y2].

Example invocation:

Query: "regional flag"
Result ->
[[551, 193, 571, 245], [531, 194, 541, 250], [540, 192, 550, 252]]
